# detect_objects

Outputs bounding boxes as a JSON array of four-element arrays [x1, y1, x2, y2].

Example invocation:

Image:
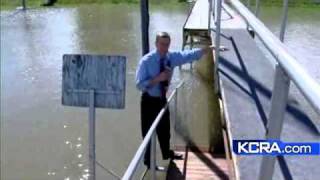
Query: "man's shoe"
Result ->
[[169, 150, 183, 160], [156, 166, 166, 172], [145, 164, 166, 172]]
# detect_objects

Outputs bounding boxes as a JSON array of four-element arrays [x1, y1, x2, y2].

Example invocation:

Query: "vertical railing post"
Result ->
[[247, 0, 251, 10], [141, 0, 150, 55], [173, 87, 178, 150], [214, 0, 222, 93], [22, 0, 26, 10], [279, 0, 289, 42], [245, 0, 254, 35], [212, 0, 215, 17], [208, 0, 213, 34], [89, 90, 96, 180], [255, 0, 261, 17], [190, 41, 194, 69], [214, 0, 217, 17], [150, 132, 157, 180], [259, 64, 290, 180]]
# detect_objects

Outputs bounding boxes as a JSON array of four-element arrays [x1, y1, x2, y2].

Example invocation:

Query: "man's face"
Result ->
[[156, 37, 170, 56]]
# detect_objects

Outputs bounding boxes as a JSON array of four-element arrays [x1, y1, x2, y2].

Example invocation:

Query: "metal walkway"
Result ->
[[182, 0, 246, 50], [218, 28, 320, 180]]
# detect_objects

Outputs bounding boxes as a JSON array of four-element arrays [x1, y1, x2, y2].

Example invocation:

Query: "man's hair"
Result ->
[[156, 32, 171, 43]]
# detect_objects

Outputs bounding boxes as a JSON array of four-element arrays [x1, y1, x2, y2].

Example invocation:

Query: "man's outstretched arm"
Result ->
[[169, 45, 228, 67]]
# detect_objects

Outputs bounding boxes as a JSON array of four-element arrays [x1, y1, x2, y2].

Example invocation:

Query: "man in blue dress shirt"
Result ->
[[135, 32, 225, 168]]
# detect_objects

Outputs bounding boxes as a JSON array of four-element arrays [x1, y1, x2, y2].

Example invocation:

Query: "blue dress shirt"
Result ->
[[135, 48, 203, 97]]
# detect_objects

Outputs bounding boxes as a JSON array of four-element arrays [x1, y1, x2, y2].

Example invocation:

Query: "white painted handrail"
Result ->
[[122, 81, 184, 180]]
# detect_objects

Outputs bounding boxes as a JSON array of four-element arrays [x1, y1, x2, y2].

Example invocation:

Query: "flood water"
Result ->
[[257, 6, 320, 81], [1, 3, 319, 180]]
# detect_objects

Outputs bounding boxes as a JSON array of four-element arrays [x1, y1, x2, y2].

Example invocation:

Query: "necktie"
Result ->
[[160, 57, 169, 98]]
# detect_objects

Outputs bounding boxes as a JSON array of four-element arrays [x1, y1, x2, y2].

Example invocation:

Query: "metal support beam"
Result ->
[[279, 0, 289, 42], [89, 90, 96, 180], [255, 0, 260, 16], [150, 133, 157, 180], [22, 0, 26, 10], [190, 37, 194, 69], [247, 0, 251, 10], [173, 88, 178, 150], [208, 0, 213, 33], [214, 0, 222, 93], [214, 0, 217, 17], [259, 64, 290, 180], [140, 0, 150, 55]]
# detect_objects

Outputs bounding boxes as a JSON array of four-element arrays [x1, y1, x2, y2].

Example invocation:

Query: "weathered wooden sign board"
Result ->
[[62, 54, 126, 109]]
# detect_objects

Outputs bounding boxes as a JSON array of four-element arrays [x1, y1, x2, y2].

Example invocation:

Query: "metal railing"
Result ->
[[279, 0, 289, 42], [22, 0, 26, 10], [213, 0, 222, 93], [122, 81, 184, 180], [226, 0, 320, 124], [211, 0, 320, 179], [254, 0, 261, 16]]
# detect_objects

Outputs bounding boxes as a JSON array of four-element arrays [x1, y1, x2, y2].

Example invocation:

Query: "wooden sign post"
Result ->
[[62, 55, 126, 180]]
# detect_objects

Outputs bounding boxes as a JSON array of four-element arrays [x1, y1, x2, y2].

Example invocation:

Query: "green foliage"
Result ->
[[1, 0, 319, 10], [58, 0, 138, 4], [240, 0, 320, 7], [1, 0, 41, 9], [0, 0, 139, 10], [0, 0, 185, 10]]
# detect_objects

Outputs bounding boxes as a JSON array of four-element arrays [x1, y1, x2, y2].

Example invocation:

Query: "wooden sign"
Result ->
[[62, 54, 126, 109]]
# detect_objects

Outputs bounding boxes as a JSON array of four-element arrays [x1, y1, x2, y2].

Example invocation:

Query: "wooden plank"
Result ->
[[167, 151, 230, 180], [62, 54, 126, 109]]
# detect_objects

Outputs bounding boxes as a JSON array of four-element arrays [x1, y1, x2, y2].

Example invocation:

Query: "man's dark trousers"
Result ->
[[141, 92, 171, 167]]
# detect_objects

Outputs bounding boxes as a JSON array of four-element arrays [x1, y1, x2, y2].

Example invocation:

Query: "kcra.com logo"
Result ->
[[233, 140, 320, 155]]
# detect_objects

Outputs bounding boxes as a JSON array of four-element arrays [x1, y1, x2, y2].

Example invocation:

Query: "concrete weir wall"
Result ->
[[173, 42, 223, 153]]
